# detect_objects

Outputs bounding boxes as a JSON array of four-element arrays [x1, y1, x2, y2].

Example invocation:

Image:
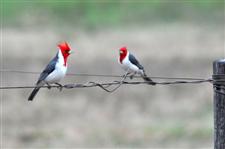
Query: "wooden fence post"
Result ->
[[213, 59, 225, 149]]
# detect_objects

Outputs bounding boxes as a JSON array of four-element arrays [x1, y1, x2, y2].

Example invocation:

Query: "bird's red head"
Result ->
[[119, 46, 128, 63], [58, 42, 72, 66]]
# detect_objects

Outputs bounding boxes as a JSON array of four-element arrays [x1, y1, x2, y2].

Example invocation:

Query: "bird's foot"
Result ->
[[129, 75, 134, 79], [129, 72, 137, 80], [46, 83, 52, 90], [55, 83, 63, 91]]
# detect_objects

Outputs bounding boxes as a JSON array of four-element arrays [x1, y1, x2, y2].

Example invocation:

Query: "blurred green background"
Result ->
[[1, 0, 224, 148], [2, 0, 224, 29]]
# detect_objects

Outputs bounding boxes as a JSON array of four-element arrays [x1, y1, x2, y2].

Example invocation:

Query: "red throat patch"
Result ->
[[58, 42, 71, 66], [119, 46, 128, 63]]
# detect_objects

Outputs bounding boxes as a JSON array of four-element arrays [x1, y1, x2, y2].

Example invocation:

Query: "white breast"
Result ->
[[44, 50, 67, 83], [119, 52, 142, 74]]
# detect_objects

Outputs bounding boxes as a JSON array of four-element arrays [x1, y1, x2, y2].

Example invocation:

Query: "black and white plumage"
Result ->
[[28, 42, 72, 101], [119, 46, 156, 85]]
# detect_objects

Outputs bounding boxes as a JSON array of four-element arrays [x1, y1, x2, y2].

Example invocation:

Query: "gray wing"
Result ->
[[129, 53, 144, 70], [36, 53, 58, 84]]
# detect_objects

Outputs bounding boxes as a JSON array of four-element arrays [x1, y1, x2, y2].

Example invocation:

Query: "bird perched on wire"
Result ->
[[118, 46, 156, 85], [28, 42, 72, 101]]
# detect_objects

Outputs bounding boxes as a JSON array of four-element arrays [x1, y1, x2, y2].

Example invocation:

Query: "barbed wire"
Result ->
[[1, 69, 225, 95], [0, 69, 210, 80], [0, 79, 213, 90]]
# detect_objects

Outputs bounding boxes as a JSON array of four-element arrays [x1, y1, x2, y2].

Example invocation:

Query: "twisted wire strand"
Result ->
[[2, 69, 225, 95], [0, 79, 213, 90]]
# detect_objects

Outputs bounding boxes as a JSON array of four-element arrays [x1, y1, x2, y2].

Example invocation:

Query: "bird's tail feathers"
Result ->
[[142, 71, 156, 85], [28, 87, 40, 101]]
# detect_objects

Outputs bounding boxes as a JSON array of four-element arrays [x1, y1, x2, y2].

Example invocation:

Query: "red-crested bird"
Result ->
[[28, 42, 72, 101], [118, 46, 156, 85]]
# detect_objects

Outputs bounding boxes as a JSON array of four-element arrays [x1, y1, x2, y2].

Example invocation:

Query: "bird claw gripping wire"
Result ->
[[54, 83, 63, 91], [46, 83, 52, 90], [57, 86, 63, 92]]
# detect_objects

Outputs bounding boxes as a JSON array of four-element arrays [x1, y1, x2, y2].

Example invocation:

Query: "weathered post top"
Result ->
[[213, 59, 225, 149], [214, 59, 225, 74]]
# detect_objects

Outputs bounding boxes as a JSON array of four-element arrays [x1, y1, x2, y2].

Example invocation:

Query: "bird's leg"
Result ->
[[55, 83, 63, 91], [122, 72, 132, 78], [46, 83, 52, 89], [129, 72, 137, 79]]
